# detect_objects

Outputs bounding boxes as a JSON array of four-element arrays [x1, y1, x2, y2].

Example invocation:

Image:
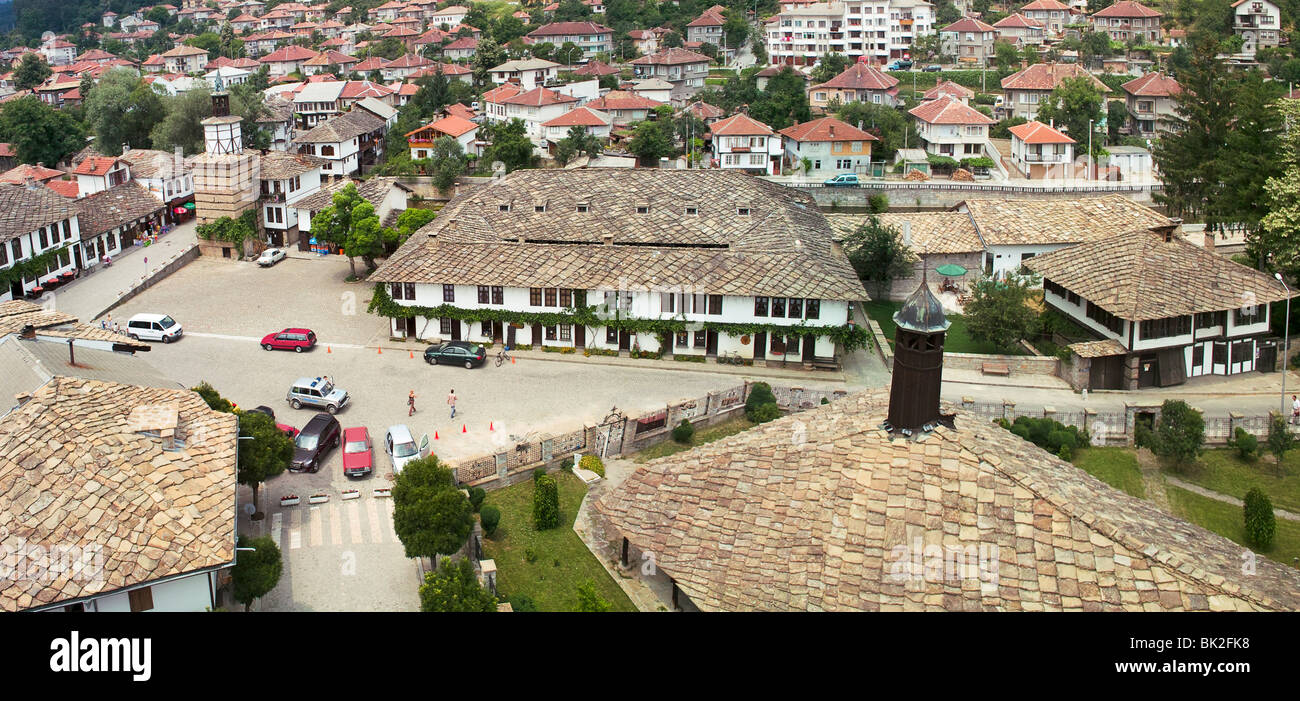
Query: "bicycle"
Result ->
[[495, 348, 512, 367]]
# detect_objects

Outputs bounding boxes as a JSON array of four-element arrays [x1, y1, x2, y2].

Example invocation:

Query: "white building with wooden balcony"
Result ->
[[1232, 0, 1281, 57], [709, 114, 783, 175]]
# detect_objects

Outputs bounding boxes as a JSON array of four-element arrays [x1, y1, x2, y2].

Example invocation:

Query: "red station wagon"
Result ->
[[261, 328, 317, 352], [341, 427, 373, 478]]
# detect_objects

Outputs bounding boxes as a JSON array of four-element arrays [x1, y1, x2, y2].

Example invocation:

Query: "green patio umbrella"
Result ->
[[935, 263, 967, 277], [183, 202, 196, 210]]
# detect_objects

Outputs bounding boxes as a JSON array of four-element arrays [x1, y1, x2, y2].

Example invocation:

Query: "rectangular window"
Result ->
[[38, 227, 47, 249], [1192, 345, 1204, 367], [805, 299, 820, 319], [707, 294, 722, 315], [737, 207, 750, 216], [576, 203, 589, 212], [788, 298, 803, 319], [560, 288, 572, 307], [607, 326, 618, 343], [1235, 306, 1262, 326], [635, 205, 649, 214], [545, 325, 557, 341], [694, 330, 707, 348], [1195, 310, 1226, 328], [390, 283, 405, 300], [491, 286, 503, 304], [675, 331, 689, 348], [477, 286, 490, 303], [440, 318, 452, 335], [443, 284, 455, 302], [684, 206, 697, 215], [12, 239, 22, 260], [691, 293, 706, 314], [755, 296, 769, 317], [545, 288, 558, 307], [498, 204, 511, 212], [1231, 342, 1251, 363], [404, 283, 414, 300], [0, 244, 7, 265], [128, 587, 154, 612], [1085, 302, 1124, 336], [662, 292, 675, 313], [560, 324, 572, 341], [530, 287, 543, 306], [771, 297, 786, 318]]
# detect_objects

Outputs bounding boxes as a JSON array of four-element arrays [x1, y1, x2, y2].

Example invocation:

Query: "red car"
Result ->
[[341, 426, 373, 478], [277, 423, 299, 439], [261, 328, 317, 352]]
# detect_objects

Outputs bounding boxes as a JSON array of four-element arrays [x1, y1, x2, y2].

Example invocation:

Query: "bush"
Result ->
[[532, 474, 560, 530], [1153, 400, 1205, 467], [505, 592, 537, 612], [1232, 427, 1258, 461], [467, 487, 486, 512], [1006, 416, 1088, 454], [750, 403, 782, 423], [479, 505, 501, 535], [745, 382, 779, 423], [1243, 487, 1276, 549], [820, 396, 829, 405], [533, 467, 547, 482], [560, 456, 575, 471], [867, 193, 889, 213], [578, 454, 605, 477], [673, 354, 706, 363], [671, 419, 695, 444], [1057, 443, 1072, 461]]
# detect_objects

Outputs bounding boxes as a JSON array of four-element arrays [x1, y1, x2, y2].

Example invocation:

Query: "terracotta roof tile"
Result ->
[[908, 95, 996, 125], [1121, 72, 1180, 97], [628, 47, 711, 66], [586, 90, 662, 110], [1008, 120, 1075, 144], [779, 116, 879, 142], [1091, 1, 1162, 18], [1001, 63, 1110, 92], [942, 17, 999, 32], [812, 61, 899, 91], [709, 113, 773, 136], [541, 106, 611, 127]]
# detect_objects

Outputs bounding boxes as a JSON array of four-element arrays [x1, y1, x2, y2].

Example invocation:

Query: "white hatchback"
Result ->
[[257, 248, 286, 266], [126, 313, 183, 343], [385, 425, 430, 474]]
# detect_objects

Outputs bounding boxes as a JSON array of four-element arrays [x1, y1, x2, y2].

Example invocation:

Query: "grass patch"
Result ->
[[1170, 448, 1300, 514], [481, 471, 636, 612], [1071, 447, 1146, 499], [630, 415, 755, 464], [1167, 485, 1300, 568], [863, 300, 1026, 355]]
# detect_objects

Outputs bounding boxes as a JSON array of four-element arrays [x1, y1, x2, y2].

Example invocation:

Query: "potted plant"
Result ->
[[279, 494, 300, 507], [308, 493, 329, 504]]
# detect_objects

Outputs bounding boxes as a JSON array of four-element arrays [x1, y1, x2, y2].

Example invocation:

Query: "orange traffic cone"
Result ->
[[461, 424, 467, 433], [377, 346, 382, 354], [409, 350, 414, 359], [434, 431, 439, 440], [489, 421, 494, 431], [327, 346, 332, 354], [511, 357, 516, 364]]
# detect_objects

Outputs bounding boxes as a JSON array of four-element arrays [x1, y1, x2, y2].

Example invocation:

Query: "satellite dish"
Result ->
[[41, 31, 55, 43]]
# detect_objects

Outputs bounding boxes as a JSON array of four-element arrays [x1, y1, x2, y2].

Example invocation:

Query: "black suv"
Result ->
[[291, 413, 341, 473]]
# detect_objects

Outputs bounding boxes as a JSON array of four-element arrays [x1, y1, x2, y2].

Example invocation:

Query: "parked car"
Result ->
[[257, 248, 286, 267], [247, 405, 275, 420], [341, 426, 373, 478], [384, 424, 428, 475], [922, 64, 942, 72], [887, 59, 912, 70], [286, 376, 349, 414], [262, 328, 317, 352], [126, 313, 183, 343], [277, 422, 300, 439], [290, 413, 341, 473], [824, 173, 860, 187], [423, 341, 487, 369]]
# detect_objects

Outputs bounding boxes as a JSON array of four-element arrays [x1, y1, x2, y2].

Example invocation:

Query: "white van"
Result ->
[[126, 313, 183, 343]]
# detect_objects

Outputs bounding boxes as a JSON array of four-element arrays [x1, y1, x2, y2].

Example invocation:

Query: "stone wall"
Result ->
[[797, 182, 1159, 210], [942, 351, 1060, 375]]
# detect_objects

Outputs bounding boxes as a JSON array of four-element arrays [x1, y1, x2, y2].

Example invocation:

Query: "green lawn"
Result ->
[[1169, 448, 1300, 514], [630, 415, 755, 464], [863, 300, 1026, 355], [481, 471, 636, 612], [1167, 485, 1300, 569], [1071, 447, 1146, 499]]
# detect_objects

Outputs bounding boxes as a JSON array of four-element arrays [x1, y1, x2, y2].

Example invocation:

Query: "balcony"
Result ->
[[1021, 152, 1068, 163]]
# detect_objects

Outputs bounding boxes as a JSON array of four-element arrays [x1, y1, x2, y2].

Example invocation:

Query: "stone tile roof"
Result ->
[[812, 62, 899, 91], [259, 151, 328, 180], [0, 300, 77, 334], [908, 95, 996, 125], [1025, 226, 1295, 320], [370, 169, 867, 301], [959, 195, 1170, 247], [596, 389, 1300, 611], [779, 117, 878, 143], [0, 377, 238, 612], [256, 97, 295, 123], [1008, 120, 1075, 144], [828, 212, 983, 254], [1002, 63, 1110, 92], [290, 176, 411, 212], [75, 182, 165, 237], [1122, 72, 1180, 97], [0, 184, 76, 242], [294, 109, 386, 143], [1069, 338, 1127, 358]]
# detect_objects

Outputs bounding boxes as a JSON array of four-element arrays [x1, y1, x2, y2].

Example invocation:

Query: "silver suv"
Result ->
[[286, 377, 349, 414]]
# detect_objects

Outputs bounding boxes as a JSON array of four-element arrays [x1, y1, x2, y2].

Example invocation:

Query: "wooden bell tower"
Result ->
[[887, 278, 950, 432]]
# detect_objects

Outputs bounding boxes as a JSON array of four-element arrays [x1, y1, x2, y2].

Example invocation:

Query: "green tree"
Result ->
[[393, 455, 475, 557], [1035, 76, 1105, 157], [419, 558, 497, 611], [751, 35, 768, 65], [1105, 99, 1127, 143], [472, 37, 508, 85], [744, 382, 781, 423], [384, 207, 437, 251], [1259, 98, 1300, 278], [481, 118, 538, 171], [0, 96, 84, 167], [533, 473, 560, 530], [553, 125, 603, 166], [344, 201, 385, 273], [991, 115, 1028, 140], [151, 87, 213, 155], [963, 274, 1040, 352], [84, 68, 166, 155], [575, 580, 612, 612], [428, 135, 467, 192], [237, 410, 292, 519], [310, 183, 364, 274], [192, 381, 234, 413], [1153, 34, 1234, 223], [1152, 399, 1205, 468], [837, 100, 917, 159], [810, 52, 851, 84], [1266, 413, 1296, 476], [841, 215, 917, 298], [1226, 71, 1284, 251], [994, 40, 1020, 72], [185, 32, 222, 60], [13, 52, 51, 90], [231, 535, 283, 611], [1243, 487, 1277, 549], [750, 67, 811, 130], [628, 105, 677, 164], [721, 8, 749, 49]]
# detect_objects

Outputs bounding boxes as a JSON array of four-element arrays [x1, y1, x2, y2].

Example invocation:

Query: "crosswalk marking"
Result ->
[[270, 512, 282, 549], [289, 508, 302, 550], [309, 506, 322, 547], [367, 497, 383, 543], [348, 501, 363, 545], [382, 498, 397, 542], [330, 502, 342, 546]]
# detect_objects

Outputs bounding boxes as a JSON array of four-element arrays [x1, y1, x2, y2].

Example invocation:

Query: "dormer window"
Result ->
[[499, 204, 511, 212], [534, 204, 546, 213], [576, 202, 589, 212], [737, 207, 751, 216], [636, 205, 650, 214], [684, 206, 698, 215]]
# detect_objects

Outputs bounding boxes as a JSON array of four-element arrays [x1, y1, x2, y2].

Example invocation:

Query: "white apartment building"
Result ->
[[1233, 0, 1281, 57], [370, 170, 865, 366], [488, 59, 562, 91], [908, 96, 995, 160], [709, 114, 783, 175], [767, 0, 935, 66], [258, 151, 324, 247]]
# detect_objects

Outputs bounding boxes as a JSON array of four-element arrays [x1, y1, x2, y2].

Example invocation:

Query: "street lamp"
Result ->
[[1087, 118, 1094, 181], [1278, 271, 1291, 418], [563, 46, 580, 66]]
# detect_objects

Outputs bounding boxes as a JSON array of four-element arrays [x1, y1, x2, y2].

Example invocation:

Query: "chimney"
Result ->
[[828, 124, 835, 138], [14, 392, 31, 407], [122, 143, 131, 153], [901, 220, 912, 248], [68, 338, 75, 366], [886, 279, 951, 434], [602, 232, 614, 246], [23, 176, 35, 190], [19, 324, 35, 339], [1203, 227, 1216, 252]]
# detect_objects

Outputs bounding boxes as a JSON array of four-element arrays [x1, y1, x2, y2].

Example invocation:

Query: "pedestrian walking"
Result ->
[[1292, 394, 1299, 425], [447, 389, 457, 419], [408, 390, 417, 416]]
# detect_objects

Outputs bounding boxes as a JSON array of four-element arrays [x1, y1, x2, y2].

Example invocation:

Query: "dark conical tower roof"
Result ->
[[893, 280, 950, 334]]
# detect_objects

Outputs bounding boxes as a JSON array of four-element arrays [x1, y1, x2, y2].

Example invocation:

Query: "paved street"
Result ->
[[47, 220, 198, 322]]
